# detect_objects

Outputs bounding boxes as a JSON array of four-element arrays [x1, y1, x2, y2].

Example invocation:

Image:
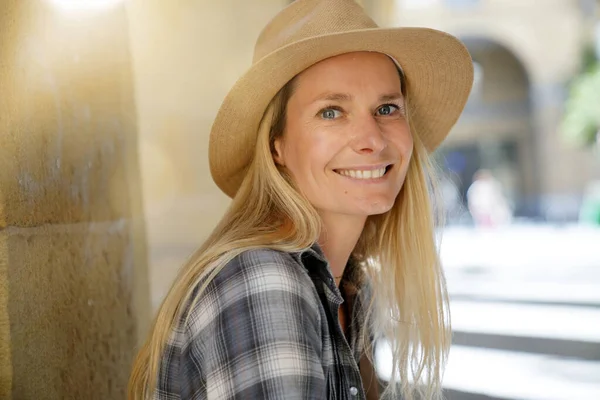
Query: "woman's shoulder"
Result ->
[[180, 246, 323, 341], [188, 247, 320, 316], [216, 247, 313, 288]]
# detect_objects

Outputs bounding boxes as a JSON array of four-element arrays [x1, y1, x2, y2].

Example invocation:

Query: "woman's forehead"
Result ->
[[301, 51, 399, 75], [292, 52, 404, 98]]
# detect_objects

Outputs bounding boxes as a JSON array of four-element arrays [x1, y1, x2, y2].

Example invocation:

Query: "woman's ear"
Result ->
[[272, 138, 285, 167]]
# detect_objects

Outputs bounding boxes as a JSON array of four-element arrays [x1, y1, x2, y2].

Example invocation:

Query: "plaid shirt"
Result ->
[[154, 244, 380, 400]]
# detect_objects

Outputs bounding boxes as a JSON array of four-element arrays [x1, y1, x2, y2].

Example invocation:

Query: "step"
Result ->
[[444, 389, 511, 400], [450, 300, 600, 343], [447, 280, 600, 307], [452, 331, 600, 361], [443, 346, 600, 400]]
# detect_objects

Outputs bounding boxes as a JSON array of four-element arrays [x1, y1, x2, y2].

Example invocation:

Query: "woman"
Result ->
[[129, 0, 473, 399]]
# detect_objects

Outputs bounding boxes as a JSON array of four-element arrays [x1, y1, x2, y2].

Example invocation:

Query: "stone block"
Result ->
[[4, 224, 137, 399]]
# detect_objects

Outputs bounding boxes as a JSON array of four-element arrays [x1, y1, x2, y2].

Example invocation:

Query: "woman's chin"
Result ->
[[352, 198, 396, 216]]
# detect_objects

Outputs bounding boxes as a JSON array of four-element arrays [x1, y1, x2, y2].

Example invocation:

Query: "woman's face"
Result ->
[[274, 51, 413, 219]]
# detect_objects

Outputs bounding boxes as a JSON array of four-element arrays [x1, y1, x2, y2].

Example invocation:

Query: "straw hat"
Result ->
[[209, 0, 474, 198]]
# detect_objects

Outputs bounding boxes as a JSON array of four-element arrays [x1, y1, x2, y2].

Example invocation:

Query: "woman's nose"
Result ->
[[349, 115, 387, 155]]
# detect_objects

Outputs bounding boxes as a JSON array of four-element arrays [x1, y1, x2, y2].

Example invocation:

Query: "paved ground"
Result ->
[[376, 224, 600, 400]]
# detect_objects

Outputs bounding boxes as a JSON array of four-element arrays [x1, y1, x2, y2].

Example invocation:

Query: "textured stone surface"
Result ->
[[0, 1, 150, 399], [0, 234, 11, 399], [0, 2, 136, 229], [6, 224, 137, 399]]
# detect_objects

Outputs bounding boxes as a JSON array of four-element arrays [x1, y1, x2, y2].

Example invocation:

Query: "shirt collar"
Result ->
[[292, 242, 363, 290]]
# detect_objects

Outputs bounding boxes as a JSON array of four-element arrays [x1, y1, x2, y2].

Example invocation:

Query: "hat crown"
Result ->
[[253, 0, 378, 63]]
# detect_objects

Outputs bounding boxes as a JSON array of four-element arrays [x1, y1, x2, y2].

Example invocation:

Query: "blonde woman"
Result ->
[[129, 0, 473, 399]]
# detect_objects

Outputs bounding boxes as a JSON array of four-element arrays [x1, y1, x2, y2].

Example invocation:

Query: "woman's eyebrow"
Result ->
[[313, 92, 353, 103], [312, 92, 403, 103], [379, 92, 403, 102]]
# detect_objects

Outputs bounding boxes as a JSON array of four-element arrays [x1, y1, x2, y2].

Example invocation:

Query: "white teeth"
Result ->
[[337, 167, 387, 179]]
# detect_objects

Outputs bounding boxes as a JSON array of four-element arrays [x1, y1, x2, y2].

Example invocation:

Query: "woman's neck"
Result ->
[[317, 213, 366, 283]]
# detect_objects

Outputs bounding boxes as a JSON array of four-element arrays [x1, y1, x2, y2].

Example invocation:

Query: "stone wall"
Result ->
[[0, 1, 149, 398]]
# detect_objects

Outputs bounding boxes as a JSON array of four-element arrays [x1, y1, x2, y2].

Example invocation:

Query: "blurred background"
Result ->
[[0, 0, 599, 399]]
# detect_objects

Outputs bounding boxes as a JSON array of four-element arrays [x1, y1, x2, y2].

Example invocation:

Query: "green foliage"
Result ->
[[560, 62, 600, 148], [580, 44, 598, 74]]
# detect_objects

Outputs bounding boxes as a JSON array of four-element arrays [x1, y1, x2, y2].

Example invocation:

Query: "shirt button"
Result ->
[[349, 386, 359, 396]]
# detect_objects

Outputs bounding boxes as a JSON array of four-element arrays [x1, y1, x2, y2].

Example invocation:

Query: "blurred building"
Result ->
[[368, 0, 600, 221]]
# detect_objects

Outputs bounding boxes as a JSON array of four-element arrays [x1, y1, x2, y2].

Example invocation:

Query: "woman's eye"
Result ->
[[320, 108, 342, 120], [377, 104, 400, 116]]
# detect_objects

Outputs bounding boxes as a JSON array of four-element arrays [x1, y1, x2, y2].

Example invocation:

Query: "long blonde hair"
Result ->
[[128, 77, 450, 400]]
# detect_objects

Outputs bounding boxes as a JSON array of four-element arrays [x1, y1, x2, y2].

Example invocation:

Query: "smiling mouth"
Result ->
[[334, 164, 393, 180]]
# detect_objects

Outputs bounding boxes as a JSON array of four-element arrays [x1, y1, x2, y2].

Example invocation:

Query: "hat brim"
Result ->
[[209, 27, 474, 198]]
